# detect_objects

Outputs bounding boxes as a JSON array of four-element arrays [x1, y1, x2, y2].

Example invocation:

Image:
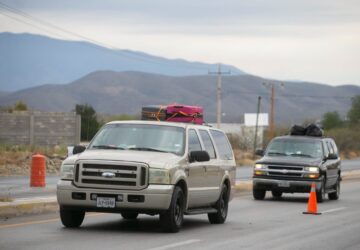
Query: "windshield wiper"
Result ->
[[128, 147, 169, 153], [267, 152, 287, 156], [290, 153, 312, 158], [92, 145, 125, 150]]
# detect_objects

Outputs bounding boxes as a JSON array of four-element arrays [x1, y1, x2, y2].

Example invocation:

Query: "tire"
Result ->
[[271, 190, 283, 199], [160, 186, 185, 233], [121, 212, 139, 220], [253, 187, 266, 200], [328, 177, 340, 200], [208, 184, 229, 224], [60, 206, 85, 228], [316, 179, 326, 203]]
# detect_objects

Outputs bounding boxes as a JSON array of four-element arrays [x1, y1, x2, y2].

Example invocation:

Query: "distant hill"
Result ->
[[1, 71, 359, 124], [0, 32, 244, 91]]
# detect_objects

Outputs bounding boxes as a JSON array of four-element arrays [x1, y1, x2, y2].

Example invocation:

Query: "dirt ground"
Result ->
[[0, 151, 65, 176]]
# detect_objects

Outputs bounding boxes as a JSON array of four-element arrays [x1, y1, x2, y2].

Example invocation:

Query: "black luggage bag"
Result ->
[[290, 125, 306, 136], [305, 123, 323, 137]]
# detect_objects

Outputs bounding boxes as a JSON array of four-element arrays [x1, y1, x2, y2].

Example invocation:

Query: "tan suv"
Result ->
[[57, 121, 236, 232]]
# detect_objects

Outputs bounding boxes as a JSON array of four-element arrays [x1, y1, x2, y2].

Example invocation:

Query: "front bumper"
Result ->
[[57, 180, 174, 212], [253, 177, 323, 193]]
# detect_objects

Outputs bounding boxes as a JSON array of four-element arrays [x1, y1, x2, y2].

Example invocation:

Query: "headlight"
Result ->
[[304, 167, 319, 173], [60, 164, 75, 180], [149, 168, 170, 184], [304, 166, 320, 178], [255, 164, 266, 169], [254, 164, 267, 176]]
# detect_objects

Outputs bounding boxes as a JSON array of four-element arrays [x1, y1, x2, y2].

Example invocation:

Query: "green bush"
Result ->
[[324, 126, 360, 152]]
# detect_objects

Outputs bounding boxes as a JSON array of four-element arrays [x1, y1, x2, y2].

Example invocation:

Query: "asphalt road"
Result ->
[[1, 179, 359, 250], [0, 158, 359, 199]]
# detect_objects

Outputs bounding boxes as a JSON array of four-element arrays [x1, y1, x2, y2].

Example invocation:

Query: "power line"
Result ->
[[0, 1, 208, 71], [223, 90, 355, 100], [0, 10, 69, 39]]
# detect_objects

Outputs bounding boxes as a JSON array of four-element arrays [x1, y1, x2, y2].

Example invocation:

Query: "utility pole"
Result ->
[[269, 84, 275, 139], [209, 64, 231, 128], [263, 82, 283, 140], [253, 96, 261, 158]]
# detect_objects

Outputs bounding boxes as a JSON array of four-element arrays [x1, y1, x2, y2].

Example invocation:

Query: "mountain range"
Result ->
[[0, 32, 243, 91], [1, 70, 359, 124], [1, 32, 360, 124]]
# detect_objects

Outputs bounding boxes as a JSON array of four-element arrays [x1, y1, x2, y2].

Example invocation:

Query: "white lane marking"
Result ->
[[322, 207, 347, 214], [147, 239, 201, 250]]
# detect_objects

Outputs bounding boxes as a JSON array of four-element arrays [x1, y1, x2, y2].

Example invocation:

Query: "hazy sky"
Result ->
[[1, 0, 360, 86]]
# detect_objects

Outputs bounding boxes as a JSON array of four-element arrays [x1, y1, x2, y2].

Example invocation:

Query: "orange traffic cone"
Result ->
[[303, 182, 321, 215]]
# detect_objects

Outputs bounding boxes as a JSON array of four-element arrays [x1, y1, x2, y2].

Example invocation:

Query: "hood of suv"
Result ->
[[257, 155, 322, 167], [63, 149, 183, 168]]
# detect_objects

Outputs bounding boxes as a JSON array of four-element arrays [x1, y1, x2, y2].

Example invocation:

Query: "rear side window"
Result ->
[[323, 141, 329, 158], [210, 130, 233, 160], [326, 141, 335, 155], [326, 140, 339, 156], [199, 130, 216, 159], [188, 129, 202, 152], [330, 140, 339, 155]]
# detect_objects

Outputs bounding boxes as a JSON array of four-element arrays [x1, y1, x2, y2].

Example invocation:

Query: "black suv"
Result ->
[[253, 135, 341, 202]]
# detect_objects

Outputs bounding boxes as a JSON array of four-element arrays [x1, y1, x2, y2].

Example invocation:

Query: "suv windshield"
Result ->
[[89, 124, 185, 156], [266, 138, 323, 159]]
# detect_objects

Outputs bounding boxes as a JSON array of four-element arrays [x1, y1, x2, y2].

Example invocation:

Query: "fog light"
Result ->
[[304, 173, 320, 178], [255, 170, 265, 175]]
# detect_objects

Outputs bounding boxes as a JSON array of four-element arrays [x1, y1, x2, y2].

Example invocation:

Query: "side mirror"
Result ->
[[255, 149, 265, 157], [73, 145, 86, 155], [189, 151, 210, 163], [327, 153, 338, 160]]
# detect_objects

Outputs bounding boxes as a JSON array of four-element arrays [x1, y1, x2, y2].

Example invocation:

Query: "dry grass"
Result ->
[[234, 149, 256, 166], [0, 197, 14, 202], [0, 144, 67, 176], [340, 150, 360, 160]]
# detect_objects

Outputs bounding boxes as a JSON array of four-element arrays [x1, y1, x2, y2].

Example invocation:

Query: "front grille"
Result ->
[[268, 171, 302, 177], [268, 166, 303, 171], [266, 165, 304, 178], [74, 161, 148, 190]]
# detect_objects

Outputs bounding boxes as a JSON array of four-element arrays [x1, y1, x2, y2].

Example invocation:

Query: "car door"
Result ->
[[198, 129, 220, 203], [186, 129, 207, 207], [326, 139, 340, 186]]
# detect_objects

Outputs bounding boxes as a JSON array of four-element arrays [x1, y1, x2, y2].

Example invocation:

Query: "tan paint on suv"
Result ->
[[57, 120, 236, 232]]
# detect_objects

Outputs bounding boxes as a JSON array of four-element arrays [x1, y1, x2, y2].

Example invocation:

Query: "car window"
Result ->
[[89, 123, 185, 155], [199, 130, 216, 159], [267, 138, 323, 158], [327, 141, 335, 155], [210, 130, 233, 160], [188, 129, 202, 152], [323, 141, 329, 158], [330, 140, 339, 155]]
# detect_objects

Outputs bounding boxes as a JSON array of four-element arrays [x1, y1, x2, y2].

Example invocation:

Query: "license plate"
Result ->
[[96, 197, 116, 208], [278, 181, 290, 187]]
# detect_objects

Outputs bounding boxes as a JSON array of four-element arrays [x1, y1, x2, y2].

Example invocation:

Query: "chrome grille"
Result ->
[[266, 165, 304, 178], [74, 161, 148, 190]]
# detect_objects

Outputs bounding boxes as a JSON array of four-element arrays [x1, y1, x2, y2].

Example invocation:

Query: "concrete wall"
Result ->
[[0, 111, 81, 146]]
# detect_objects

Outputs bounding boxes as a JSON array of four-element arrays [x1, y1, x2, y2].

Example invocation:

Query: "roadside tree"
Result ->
[[75, 104, 100, 141], [348, 95, 360, 126], [322, 111, 343, 130]]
